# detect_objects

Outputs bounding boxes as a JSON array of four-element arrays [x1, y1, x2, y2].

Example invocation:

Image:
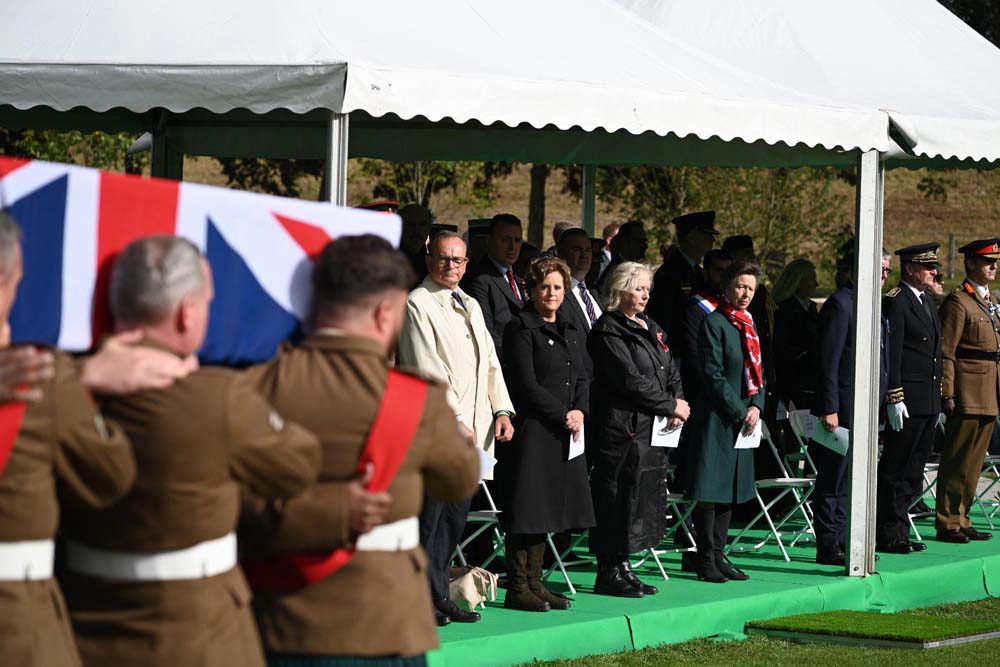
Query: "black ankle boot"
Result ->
[[593, 557, 644, 598], [619, 558, 659, 595], [693, 507, 727, 583], [713, 506, 748, 581]]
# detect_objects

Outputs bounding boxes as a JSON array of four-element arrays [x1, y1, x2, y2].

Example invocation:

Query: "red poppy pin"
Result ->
[[656, 331, 670, 352]]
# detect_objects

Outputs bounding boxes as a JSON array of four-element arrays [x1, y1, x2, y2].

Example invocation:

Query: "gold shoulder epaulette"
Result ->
[[885, 287, 901, 298]]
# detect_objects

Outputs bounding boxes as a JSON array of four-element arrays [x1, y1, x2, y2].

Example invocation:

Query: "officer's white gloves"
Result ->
[[887, 402, 909, 432]]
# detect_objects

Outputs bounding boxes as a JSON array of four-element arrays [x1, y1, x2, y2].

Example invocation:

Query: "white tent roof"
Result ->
[[1, 0, 998, 167], [616, 0, 1000, 165]]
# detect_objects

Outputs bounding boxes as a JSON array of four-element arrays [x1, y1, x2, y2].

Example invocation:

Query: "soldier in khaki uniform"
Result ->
[[61, 236, 321, 667], [240, 235, 480, 667], [936, 238, 1000, 543]]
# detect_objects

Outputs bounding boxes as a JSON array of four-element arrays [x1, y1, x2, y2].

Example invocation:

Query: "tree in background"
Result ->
[[217, 158, 321, 198], [0, 129, 147, 174]]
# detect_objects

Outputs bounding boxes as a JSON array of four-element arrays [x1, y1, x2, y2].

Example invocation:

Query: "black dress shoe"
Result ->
[[593, 564, 644, 598], [912, 500, 933, 515], [876, 540, 911, 554], [816, 549, 846, 566], [715, 554, 749, 581], [961, 527, 993, 541], [436, 598, 481, 623], [936, 529, 970, 544], [434, 608, 451, 627], [909, 541, 928, 552], [620, 560, 659, 595]]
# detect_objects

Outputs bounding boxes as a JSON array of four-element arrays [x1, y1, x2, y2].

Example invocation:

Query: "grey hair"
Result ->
[[772, 258, 816, 303], [602, 261, 652, 311], [110, 235, 205, 324], [429, 230, 466, 255], [0, 210, 23, 280]]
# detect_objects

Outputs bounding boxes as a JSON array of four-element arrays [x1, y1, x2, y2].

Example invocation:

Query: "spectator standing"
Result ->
[[556, 228, 603, 376], [399, 204, 433, 287], [935, 238, 1000, 544], [594, 221, 648, 291], [463, 214, 527, 363], [595, 222, 621, 281], [771, 259, 821, 411], [684, 261, 765, 584], [648, 211, 719, 369], [398, 231, 515, 626], [497, 257, 594, 613], [810, 248, 890, 565], [680, 249, 732, 400], [876, 243, 943, 554], [588, 262, 689, 598]]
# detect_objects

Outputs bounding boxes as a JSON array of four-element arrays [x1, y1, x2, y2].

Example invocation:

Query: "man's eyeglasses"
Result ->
[[432, 256, 468, 266]]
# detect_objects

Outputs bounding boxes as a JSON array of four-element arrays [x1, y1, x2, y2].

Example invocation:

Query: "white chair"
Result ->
[[453, 482, 504, 568], [726, 421, 815, 562], [633, 465, 698, 582], [974, 455, 1000, 530]]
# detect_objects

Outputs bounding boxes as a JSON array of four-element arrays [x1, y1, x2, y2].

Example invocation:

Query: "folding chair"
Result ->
[[633, 465, 698, 582], [453, 482, 504, 568], [974, 455, 1000, 530], [726, 421, 816, 562], [784, 408, 820, 480]]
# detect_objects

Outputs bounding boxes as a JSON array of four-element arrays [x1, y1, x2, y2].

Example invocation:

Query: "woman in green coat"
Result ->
[[685, 261, 765, 584]]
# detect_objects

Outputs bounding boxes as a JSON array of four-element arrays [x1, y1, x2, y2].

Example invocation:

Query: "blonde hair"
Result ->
[[602, 261, 651, 311], [772, 258, 815, 303]]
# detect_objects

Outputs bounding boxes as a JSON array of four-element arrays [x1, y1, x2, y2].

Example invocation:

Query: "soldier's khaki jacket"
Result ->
[[0, 351, 134, 667], [939, 283, 1000, 415], [62, 345, 321, 667], [240, 332, 480, 657]]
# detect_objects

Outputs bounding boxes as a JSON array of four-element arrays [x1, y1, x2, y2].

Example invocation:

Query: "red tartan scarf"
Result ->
[[718, 299, 763, 396]]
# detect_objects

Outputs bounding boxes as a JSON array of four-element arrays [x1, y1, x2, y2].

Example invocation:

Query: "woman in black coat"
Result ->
[[497, 257, 594, 613], [771, 259, 821, 410], [587, 261, 690, 598]]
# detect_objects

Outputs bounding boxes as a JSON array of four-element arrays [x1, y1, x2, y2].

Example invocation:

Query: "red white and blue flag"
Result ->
[[0, 157, 400, 365]]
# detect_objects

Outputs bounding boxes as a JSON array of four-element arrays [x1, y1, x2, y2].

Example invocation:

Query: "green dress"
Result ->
[[684, 310, 765, 504]]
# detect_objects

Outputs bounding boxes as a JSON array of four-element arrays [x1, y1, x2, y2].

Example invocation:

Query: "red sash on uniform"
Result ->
[[0, 402, 27, 477], [242, 370, 429, 591]]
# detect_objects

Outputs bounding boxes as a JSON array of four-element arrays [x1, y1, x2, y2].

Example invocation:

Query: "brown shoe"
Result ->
[[960, 527, 993, 541], [526, 540, 571, 609], [504, 535, 550, 612], [936, 529, 970, 544]]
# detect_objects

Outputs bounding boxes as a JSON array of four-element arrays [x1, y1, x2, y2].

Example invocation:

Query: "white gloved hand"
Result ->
[[937, 412, 947, 429], [887, 402, 909, 432]]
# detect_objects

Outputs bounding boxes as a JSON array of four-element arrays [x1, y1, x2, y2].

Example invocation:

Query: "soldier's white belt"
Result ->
[[66, 533, 236, 581], [355, 516, 419, 552], [0, 539, 54, 581]]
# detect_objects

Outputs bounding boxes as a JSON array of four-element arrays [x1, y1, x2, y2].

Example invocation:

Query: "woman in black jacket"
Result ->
[[587, 262, 690, 598], [497, 257, 594, 612]]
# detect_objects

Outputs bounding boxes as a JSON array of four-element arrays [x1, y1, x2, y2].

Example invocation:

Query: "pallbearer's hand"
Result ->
[[942, 398, 955, 417], [0, 345, 54, 403], [887, 402, 908, 432]]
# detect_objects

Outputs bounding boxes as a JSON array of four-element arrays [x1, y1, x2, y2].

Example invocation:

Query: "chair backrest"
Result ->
[[761, 420, 794, 479]]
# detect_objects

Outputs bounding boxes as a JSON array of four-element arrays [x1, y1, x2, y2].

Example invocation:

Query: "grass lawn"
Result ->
[[536, 597, 1000, 667]]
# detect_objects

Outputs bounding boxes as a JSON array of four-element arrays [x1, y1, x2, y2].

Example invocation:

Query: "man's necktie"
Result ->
[[578, 281, 598, 326], [506, 269, 523, 306], [452, 291, 466, 310]]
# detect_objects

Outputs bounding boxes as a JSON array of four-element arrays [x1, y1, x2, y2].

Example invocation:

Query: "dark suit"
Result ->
[[681, 292, 718, 401], [557, 280, 601, 379], [647, 248, 703, 360], [595, 254, 627, 292], [462, 257, 526, 363], [876, 283, 943, 544], [773, 296, 821, 411], [809, 285, 889, 557]]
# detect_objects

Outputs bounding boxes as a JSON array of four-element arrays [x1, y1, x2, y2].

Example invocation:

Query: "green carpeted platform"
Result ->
[[428, 510, 1000, 667]]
